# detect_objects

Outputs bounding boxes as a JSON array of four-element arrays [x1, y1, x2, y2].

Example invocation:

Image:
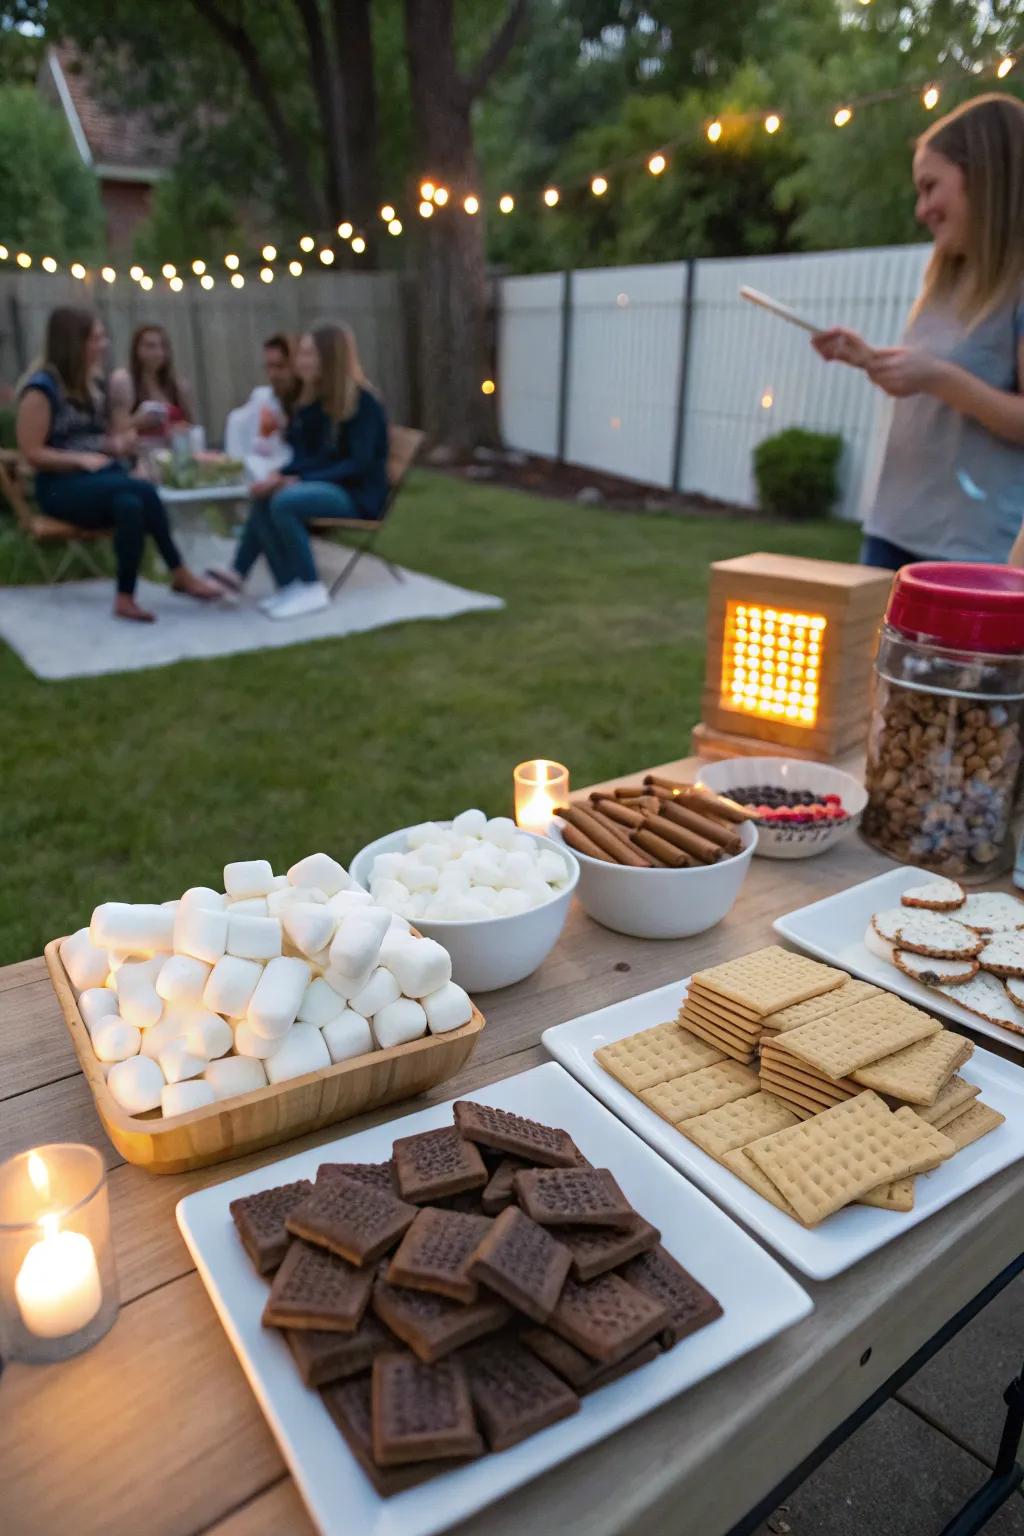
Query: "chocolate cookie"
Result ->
[[547, 1271, 670, 1364], [392, 1127, 488, 1203], [468, 1205, 572, 1323], [372, 1271, 511, 1363], [453, 1100, 583, 1167], [286, 1310, 393, 1387], [286, 1174, 417, 1265], [371, 1352, 484, 1466], [514, 1167, 635, 1230], [230, 1178, 314, 1274], [620, 1245, 723, 1347], [386, 1207, 492, 1303], [464, 1335, 579, 1451], [262, 1238, 374, 1332]]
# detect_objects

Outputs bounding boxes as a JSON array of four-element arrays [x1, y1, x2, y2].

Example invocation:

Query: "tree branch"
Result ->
[[461, 0, 529, 101]]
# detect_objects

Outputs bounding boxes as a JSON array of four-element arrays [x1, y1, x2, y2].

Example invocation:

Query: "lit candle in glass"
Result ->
[[514, 760, 569, 836], [16, 1214, 102, 1338]]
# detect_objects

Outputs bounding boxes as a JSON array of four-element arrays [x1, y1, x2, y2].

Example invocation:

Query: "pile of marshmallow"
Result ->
[[369, 808, 570, 923], [58, 852, 473, 1121]]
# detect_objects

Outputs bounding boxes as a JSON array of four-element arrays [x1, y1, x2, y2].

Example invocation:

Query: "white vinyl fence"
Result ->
[[497, 244, 931, 520]]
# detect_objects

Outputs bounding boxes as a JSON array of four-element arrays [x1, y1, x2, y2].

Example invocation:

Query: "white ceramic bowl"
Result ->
[[696, 757, 867, 860], [349, 825, 579, 994], [552, 819, 757, 939]]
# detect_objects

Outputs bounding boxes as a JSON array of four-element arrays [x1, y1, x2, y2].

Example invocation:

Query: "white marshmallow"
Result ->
[[184, 1009, 234, 1060], [203, 955, 263, 1017], [286, 852, 352, 896], [407, 894, 428, 920], [452, 808, 487, 837], [174, 904, 228, 965], [264, 1023, 331, 1083], [500, 852, 536, 889], [348, 966, 401, 1019], [462, 850, 503, 888], [417, 842, 452, 870], [267, 885, 321, 916], [159, 1042, 207, 1084], [115, 960, 164, 1030], [162, 899, 180, 913], [512, 833, 537, 856], [437, 867, 471, 896], [327, 888, 373, 917], [329, 906, 391, 977], [204, 1056, 267, 1100], [371, 852, 406, 883], [79, 987, 120, 1033], [227, 913, 282, 962], [483, 816, 518, 849], [108, 1055, 165, 1113], [90, 902, 174, 954], [161, 1079, 216, 1117], [179, 886, 227, 914], [401, 859, 439, 892], [247, 956, 311, 1038], [536, 848, 569, 884], [475, 886, 504, 913], [156, 954, 211, 1006], [297, 976, 346, 1028], [281, 903, 336, 958], [61, 928, 111, 991], [233, 1019, 286, 1059], [521, 880, 553, 909], [223, 859, 275, 899], [323, 964, 375, 1000], [106, 952, 132, 975], [407, 822, 444, 848], [227, 896, 269, 915], [370, 878, 411, 911], [382, 936, 452, 998], [270, 874, 289, 891], [322, 1009, 375, 1063], [422, 981, 473, 1035], [92, 1019, 142, 1062], [373, 997, 428, 1048], [387, 913, 413, 934], [443, 896, 495, 921], [141, 1013, 188, 1061]]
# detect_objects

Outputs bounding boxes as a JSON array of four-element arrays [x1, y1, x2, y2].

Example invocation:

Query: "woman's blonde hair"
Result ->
[[915, 92, 1024, 326], [308, 322, 369, 422]]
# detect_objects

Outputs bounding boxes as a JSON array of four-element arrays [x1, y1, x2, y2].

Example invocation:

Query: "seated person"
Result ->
[[111, 324, 195, 447], [17, 306, 219, 622], [223, 333, 298, 478], [208, 323, 388, 620]]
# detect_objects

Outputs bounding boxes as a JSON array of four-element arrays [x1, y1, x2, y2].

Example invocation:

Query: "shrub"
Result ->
[[753, 427, 843, 520]]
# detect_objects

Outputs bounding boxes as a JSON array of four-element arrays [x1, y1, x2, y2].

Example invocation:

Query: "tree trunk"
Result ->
[[331, 0, 378, 236], [292, 0, 351, 223]]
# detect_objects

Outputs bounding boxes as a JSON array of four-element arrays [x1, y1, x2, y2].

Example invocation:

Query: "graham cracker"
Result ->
[[679, 1012, 755, 1065], [595, 1020, 725, 1095], [851, 1030, 974, 1106], [759, 1042, 858, 1094], [758, 1066, 846, 1112], [640, 1061, 759, 1124], [781, 995, 941, 1080], [757, 1071, 833, 1118], [763, 979, 881, 1033], [941, 1100, 1005, 1151], [858, 1178, 915, 1212], [745, 1092, 934, 1226], [691, 947, 845, 1017], [911, 1074, 979, 1127], [680, 998, 761, 1046], [684, 984, 763, 1026], [676, 1091, 799, 1160], [720, 1147, 801, 1218], [890, 1106, 956, 1172]]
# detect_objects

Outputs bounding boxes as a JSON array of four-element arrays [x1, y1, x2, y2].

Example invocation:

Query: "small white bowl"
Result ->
[[553, 819, 757, 939], [696, 757, 867, 860], [349, 826, 579, 993]]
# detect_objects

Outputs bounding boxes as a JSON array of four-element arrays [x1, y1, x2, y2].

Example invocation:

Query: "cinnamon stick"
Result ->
[[591, 797, 644, 830], [561, 823, 614, 863], [643, 774, 693, 795], [613, 786, 648, 800], [642, 812, 722, 864], [555, 805, 652, 867], [631, 829, 693, 868], [659, 798, 743, 854], [675, 786, 750, 825]]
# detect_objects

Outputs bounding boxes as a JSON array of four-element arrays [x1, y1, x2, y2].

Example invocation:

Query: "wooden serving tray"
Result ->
[[45, 939, 485, 1176]]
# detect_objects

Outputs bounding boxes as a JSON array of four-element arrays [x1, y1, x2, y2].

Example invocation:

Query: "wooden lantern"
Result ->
[[692, 553, 892, 762]]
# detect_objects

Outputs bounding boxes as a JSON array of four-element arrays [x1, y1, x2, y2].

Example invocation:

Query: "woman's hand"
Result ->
[[250, 472, 296, 498], [866, 347, 946, 398], [811, 327, 878, 369], [106, 430, 137, 457], [76, 452, 112, 473]]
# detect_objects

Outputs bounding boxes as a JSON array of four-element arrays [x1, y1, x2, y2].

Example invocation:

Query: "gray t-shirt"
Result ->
[[866, 291, 1024, 561]]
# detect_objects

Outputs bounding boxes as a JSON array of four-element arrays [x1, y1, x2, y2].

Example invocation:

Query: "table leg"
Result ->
[[937, 1360, 1024, 1536]]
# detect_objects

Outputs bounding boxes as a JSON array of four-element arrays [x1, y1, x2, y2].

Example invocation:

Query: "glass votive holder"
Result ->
[[513, 759, 570, 837], [0, 1143, 119, 1364]]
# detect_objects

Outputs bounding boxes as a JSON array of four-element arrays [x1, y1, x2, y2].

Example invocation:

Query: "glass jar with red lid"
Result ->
[[862, 563, 1024, 880]]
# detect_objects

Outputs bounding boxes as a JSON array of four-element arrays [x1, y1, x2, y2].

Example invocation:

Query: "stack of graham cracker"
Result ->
[[595, 945, 1004, 1226]]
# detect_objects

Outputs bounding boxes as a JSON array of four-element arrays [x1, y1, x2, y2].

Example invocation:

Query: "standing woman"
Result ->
[[16, 306, 218, 622], [209, 323, 389, 619], [813, 93, 1024, 569], [111, 323, 195, 446]]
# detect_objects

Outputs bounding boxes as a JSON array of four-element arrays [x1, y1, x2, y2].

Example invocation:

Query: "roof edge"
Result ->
[[45, 46, 93, 166]]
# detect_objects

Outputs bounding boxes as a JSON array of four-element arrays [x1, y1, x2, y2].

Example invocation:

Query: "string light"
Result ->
[[433, 187, 449, 206], [225, 253, 239, 269], [260, 266, 274, 283], [200, 273, 214, 289], [288, 259, 302, 276], [351, 235, 366, 254], [337, 221, 353, 240], [997, 56, 1014, 78], [380, 204, 396, 221], [647, 153, 666, 175], [922, 84, 940, 110], [499, 194, 514, 213], [261, 244, 276, 261], [764, 113, 781, 134], [299, 235, 315, 252], [761, 390, 774, 409], [140, 275, 153, 291], [706, 119, 723, 143], [41, 256, 57, 272], [70, 262, 86, 280], [192, 258, 206, 275], [591, 175, 608, 196], [230, 272, 244, 288], [161, 262, 176, 278], [319, 247, 335, 264], [388, 218, 403, 235], [463, 194, 479, 215], [420, 180, 435, 200], [0, 244, 7, 259], [101, 266, 116, 283], [129, 264, 143, 280], [834, 106, 853, 127], [16, 252, 31, 268], [169, 275, 183, 292], [543, 187, 559, 207], [419, 200, 434, 218], [481, 379, 496, 395]]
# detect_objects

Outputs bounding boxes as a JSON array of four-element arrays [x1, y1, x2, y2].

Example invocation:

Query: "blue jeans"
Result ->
[[860, 534, 932, 571], [36, 465, 182, 595], [234, 481, 359, 587]]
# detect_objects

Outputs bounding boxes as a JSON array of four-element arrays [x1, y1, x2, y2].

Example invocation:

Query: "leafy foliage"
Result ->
[[0, 86, 104, 258], [753, 427, 843, 519]]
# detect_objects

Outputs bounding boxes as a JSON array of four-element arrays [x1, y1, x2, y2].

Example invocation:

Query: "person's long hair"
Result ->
[[42, 305, 97, 402], [307, 323, 370, 422], [914, 93, 1024, 327], [129, 323, 183, 410]]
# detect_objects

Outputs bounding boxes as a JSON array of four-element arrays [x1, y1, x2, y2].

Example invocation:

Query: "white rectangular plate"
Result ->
[[772, 866, 1024, 1055], [542, 984, 1024, 1281], [177, 1062, 812, 1536]]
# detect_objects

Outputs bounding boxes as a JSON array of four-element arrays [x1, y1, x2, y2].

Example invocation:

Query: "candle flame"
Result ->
[[27, 1151, 50, 1199], [40, 1213, 59, 1239]]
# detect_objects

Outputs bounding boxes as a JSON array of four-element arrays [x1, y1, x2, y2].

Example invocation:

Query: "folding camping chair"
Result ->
[[307, 424, 424, 599], [0, 451, 110, 583]]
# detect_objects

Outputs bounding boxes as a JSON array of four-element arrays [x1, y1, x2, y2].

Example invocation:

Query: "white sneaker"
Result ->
[[259, 582, 299, 613], [269, 581, 330, 620]]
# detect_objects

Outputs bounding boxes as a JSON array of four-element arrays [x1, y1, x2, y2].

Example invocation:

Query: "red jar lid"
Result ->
[[887, 563, 1024, 654]]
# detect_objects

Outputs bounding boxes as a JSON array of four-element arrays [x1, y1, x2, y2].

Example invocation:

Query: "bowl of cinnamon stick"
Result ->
[[552, 775, 757, 939]]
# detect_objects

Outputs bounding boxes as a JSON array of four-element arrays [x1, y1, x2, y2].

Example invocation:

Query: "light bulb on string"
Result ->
[[288, 259, 302, 276], [997, 56, 1014, 78], [225, 253, 240, 269], [169, 275, 183, 292], [833, 106, 853, 127], [299, 235, 314, 252], [192, 258, 206, 275], [41, 256, 57, 273], [419, 180, 435, 200], [140, 274, 153, 290], [433, 187, 449, 206], [647, 153, 666, 175], [463, 194, 479, 215], [161, 262, 176, 278], [261, 244, 276, 261], [351, 236, 366, 254], [543, 187, 559, 207], [337, 221, 353, 240], [129, 264, 143, 280], [319, 247, 335, 264], [498, 194, 514, 213], [706, 120, 723, 143], [230, 272, 245, 288], [591, 175, 608, 196], [70, 262, 86, 280], [388, 218, 403, 235], [922, 84, 940, 110], [380, 204, 395, 221], [260, 266, 274, 283], [0, 244, 7, 260], [764, 113, 781, 134], [200, 273, 214, 289], [16, 252, 31, 268], [419, 200, 434, 218], [481, 379, 495, 395], [101, 266, 116, 284]]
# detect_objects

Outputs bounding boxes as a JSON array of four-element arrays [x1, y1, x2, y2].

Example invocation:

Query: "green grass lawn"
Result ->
[[0, 474, 859, 965]]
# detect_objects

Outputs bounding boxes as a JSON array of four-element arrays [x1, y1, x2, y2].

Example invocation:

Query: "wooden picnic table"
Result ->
[[2, 755, 1023, 1536]]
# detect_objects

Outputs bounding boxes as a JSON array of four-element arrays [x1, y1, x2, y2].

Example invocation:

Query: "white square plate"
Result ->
[[773, 866, 1024, 1055], [542, 983, 1024, 1280], [177, 1062, 812, 1536]]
